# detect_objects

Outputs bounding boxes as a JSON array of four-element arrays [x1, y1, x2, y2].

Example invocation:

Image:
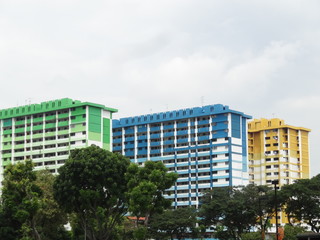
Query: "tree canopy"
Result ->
[[53, 145, 131, 240], [0, 161, 69, 240], [148, 207, 199, 240], [0, 160, 42, 239], [279, 174, 320, 232], [125, 160, 178, 227], [199, 184, 275, 240]]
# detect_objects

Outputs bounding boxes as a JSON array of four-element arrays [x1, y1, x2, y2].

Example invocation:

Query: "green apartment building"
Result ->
[[0, 98, 117, 182]]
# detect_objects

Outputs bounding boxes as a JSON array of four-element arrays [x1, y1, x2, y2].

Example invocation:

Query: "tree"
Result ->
[[241, 184, 274, 240], [199, 185, 275, 240], [279, 174, 320, 232], [34, 170, 70, 240], [53, 145, 130, 240], [148, 207, 198, 240], [283, 225, 306, 240], [199, 186, 254, 239], [126, 161, 178, 228], [0, 160, 42, 240]]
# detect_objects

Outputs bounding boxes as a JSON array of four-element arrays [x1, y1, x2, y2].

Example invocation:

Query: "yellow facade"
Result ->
[[248, 118, 311, 224]]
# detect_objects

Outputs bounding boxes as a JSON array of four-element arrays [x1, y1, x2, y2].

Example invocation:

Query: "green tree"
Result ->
[[148, 207, 198, 240], [0, 160, 42, 240], [240, 232, 262, 240], [283, 224, 306, 240], [126, 161, 178, 227], [279, 174, 320, 232], [34, 170, 70, 240], [241, 184, 274, 240], [53, 145, 130, 240], [199, 185, 275, 240]]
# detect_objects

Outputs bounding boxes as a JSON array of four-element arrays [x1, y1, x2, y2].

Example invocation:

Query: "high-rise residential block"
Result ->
[[0, 98, 117, 182], [248, 118, 310, 186], [113, 104, 251, 208]]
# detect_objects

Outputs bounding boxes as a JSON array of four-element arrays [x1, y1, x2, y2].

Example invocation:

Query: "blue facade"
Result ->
[[113, 104, 251, 208]]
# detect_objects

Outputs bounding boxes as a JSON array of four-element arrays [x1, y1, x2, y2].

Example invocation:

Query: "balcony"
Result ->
[[176, 130, 188, 136], [45, 123, 56, 129], [150, 141, 161, 146], [33, 117, 43, 123], [14, 128, 25, 134], [137, 149, 147, 155], [150, 126, 161, 132], [113, 146, 122, 151], [71, 107, 86, 116], [150, 133, 161, 139], [177, 122, 188, 128], [150, 149, 161, 154], [15, 120, 25, 126], [198, 135, 209, 141], [177, 138, 188, 144], [125, 150, 134, 157], [163, 124, 174, 130], [124, 143, 135, 149], [198, 127, 209, 133], [163, 140, 174, 145], [113, 138, 122, 144], [137, 142, 148, 148], [137, 135, 147, 141], [163, 132, 174, 137], [125, 128, 134, 134], [58, 113, 69, 119], [198, 119, 209, 126], [137, 126, 147, 133], [113, 131, 122, 137], [163, 147, 175, 153], [33, 125, 44, 131], [124, 136, 135, 142], [45, 115, 56, 121], [58, 121, 69, 127]]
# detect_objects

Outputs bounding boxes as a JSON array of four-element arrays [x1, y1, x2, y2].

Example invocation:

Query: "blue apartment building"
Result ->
[[112, 104, 251, 208]]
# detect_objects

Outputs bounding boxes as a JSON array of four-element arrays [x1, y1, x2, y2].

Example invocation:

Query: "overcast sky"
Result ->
[[1, 0, 319, 176]]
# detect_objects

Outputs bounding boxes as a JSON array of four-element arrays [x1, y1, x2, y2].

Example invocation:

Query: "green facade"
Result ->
[[0, 98, 117, 182]]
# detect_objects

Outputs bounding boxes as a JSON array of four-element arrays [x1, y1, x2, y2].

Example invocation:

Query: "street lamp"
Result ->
[[271, 180, 279, 240]]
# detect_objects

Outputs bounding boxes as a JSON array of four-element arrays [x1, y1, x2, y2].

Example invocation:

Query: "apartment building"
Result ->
[[113, 104, 251, 208], [248, 118, 310, 186], [0, 98, 117, 182], [248, 118, 311, 226]]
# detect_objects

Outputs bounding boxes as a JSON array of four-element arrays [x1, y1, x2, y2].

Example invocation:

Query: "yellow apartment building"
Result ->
[[248, 118, 310, 224]]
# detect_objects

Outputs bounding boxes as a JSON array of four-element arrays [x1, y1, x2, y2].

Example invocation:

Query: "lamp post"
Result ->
[[272, 180, 279, 240]]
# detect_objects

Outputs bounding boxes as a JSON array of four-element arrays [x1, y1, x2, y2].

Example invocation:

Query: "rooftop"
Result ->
[[113, 104, 251, 128], [0, 98, 118, 120]]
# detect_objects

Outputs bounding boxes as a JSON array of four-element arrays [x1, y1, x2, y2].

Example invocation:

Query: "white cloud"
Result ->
[[0, 0, 320, 175]]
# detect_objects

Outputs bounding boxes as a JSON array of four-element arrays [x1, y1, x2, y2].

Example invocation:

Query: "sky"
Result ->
[[0, 0, 319, 176]]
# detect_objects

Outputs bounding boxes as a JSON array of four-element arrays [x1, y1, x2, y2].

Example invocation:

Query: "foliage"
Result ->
[[241, 184, 275, 239], [200, 186, 255, 239], [53, 145, 130, 240], [0, 160, 42, 240], [240, 231, 262, 240], [126, 161, 178, 226], [199, 184, 275, 240], [148, 207, 198, 240], [283, 224, 306, 240], [0, 162, 70, 240], [279, 174, 320, 232], [34, 170, 70, 240]]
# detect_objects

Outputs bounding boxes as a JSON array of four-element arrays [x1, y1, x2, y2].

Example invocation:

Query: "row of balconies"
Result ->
[[114, 121, 228, 136]]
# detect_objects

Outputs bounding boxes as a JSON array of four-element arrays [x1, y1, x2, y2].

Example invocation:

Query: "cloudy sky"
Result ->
[[1, 0, 319, 176]]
